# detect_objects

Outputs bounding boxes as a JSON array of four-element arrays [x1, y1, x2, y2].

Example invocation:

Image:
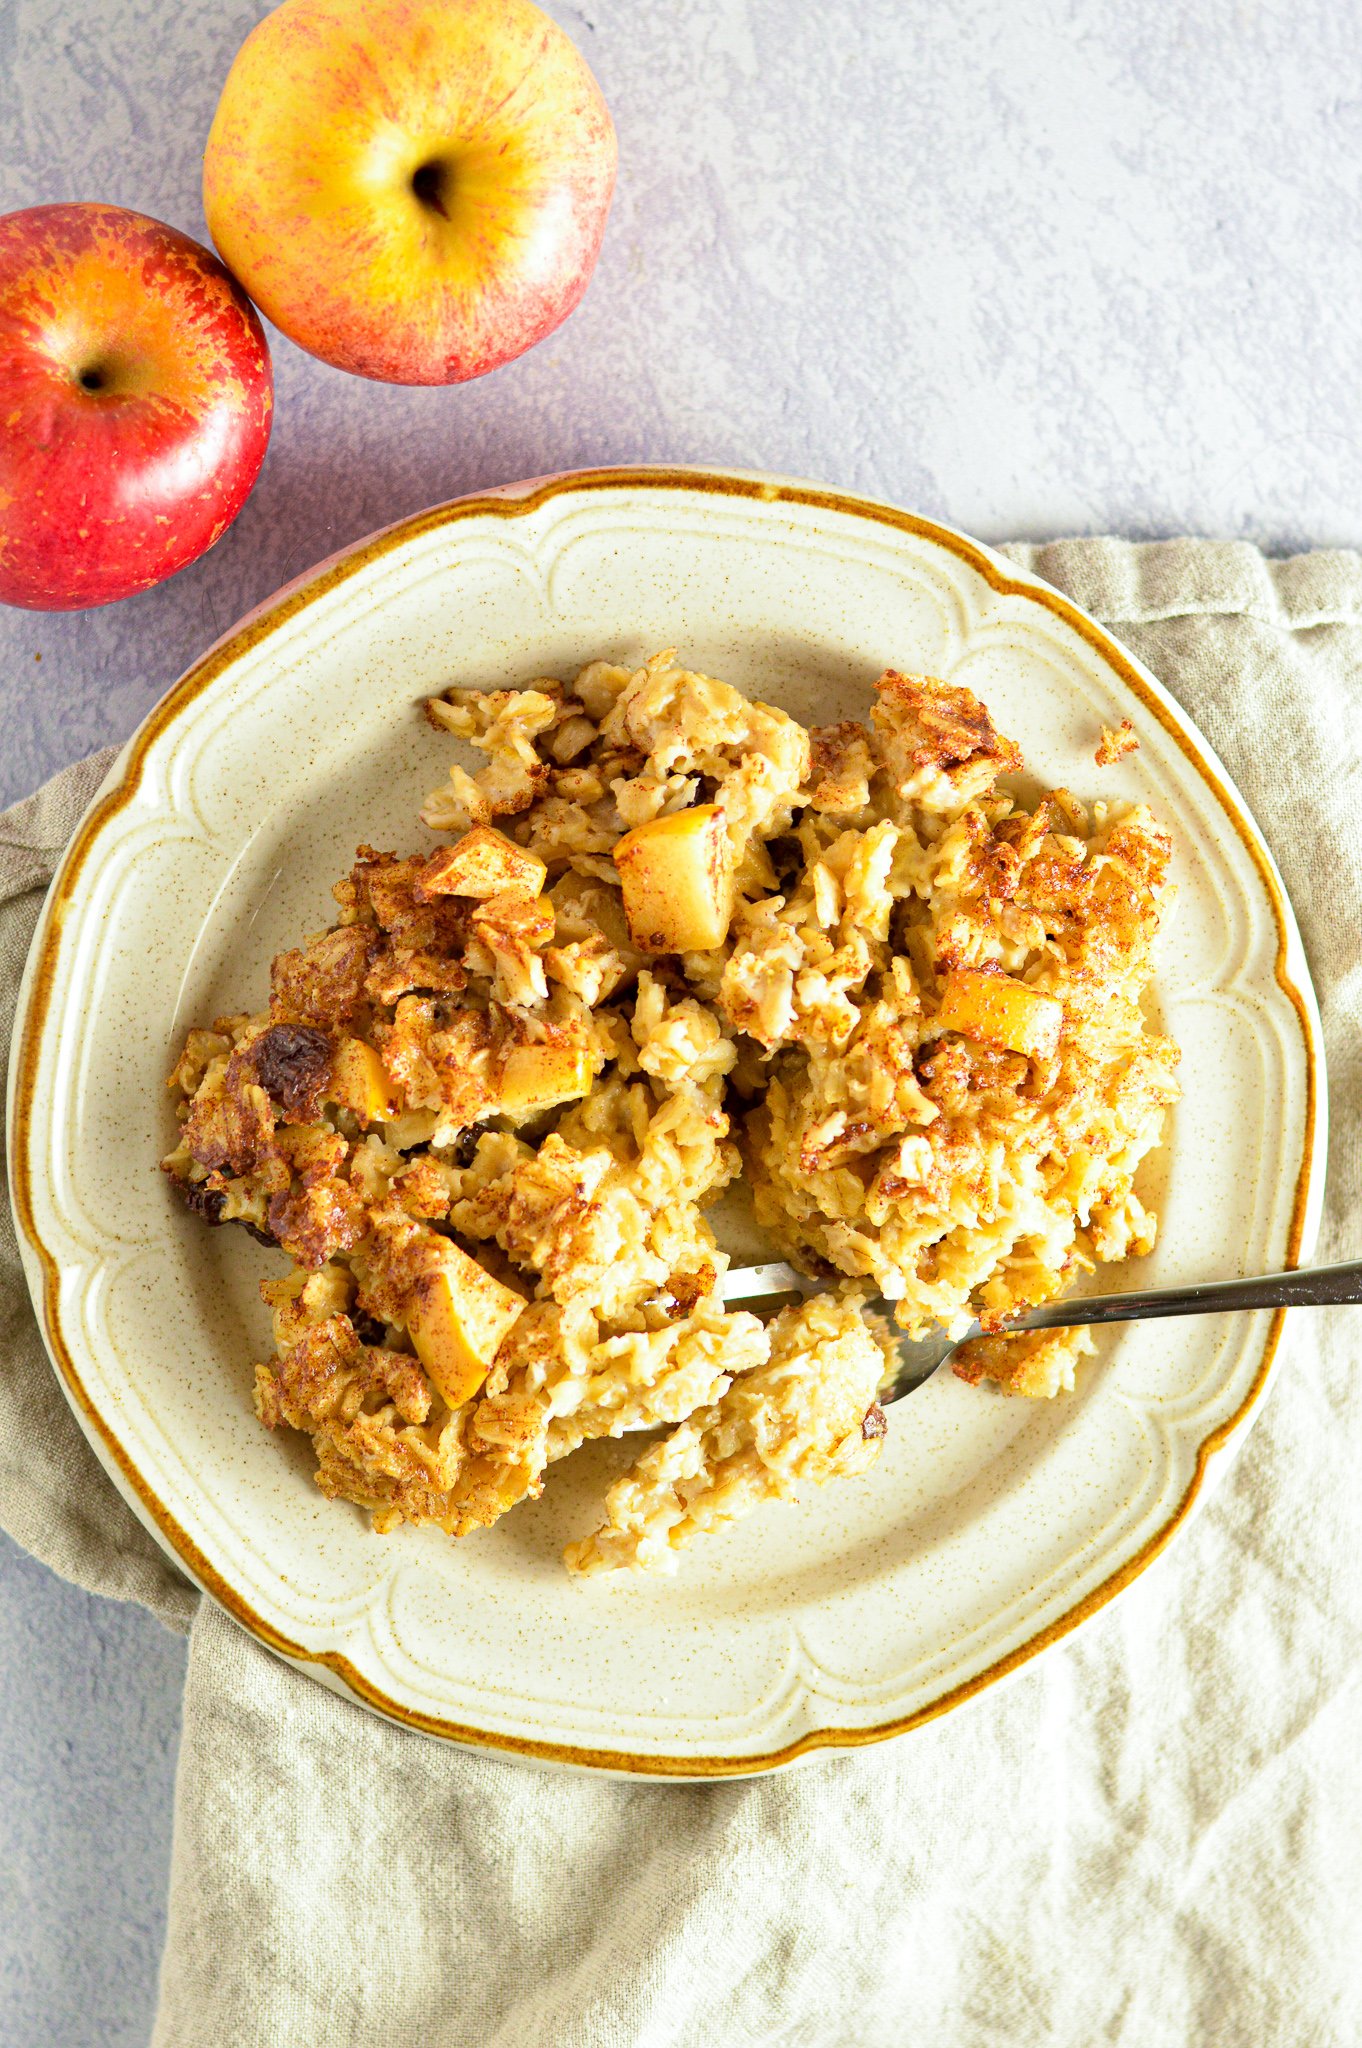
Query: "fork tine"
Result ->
[[880, 1328, 964, 1404]]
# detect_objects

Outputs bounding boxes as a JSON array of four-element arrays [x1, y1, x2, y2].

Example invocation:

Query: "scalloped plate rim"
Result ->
[[7, 465, 1327, 1779]]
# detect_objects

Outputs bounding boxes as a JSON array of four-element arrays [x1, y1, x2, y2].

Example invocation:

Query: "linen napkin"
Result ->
[[4, 537, 1362, 2048]]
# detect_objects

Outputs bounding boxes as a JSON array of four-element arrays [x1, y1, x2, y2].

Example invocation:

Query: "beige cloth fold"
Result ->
[[4, 538, 1362, 2046], [0, 747, 197, 1633]]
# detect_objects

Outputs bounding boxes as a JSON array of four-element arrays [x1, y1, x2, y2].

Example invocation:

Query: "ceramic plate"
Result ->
[[9, 469, 1326, 1778]]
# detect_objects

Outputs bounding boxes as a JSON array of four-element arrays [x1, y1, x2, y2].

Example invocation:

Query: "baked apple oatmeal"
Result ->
[[162, 653, 1179, 1577]]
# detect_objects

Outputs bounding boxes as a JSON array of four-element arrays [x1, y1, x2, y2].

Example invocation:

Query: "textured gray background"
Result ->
[[2, 0, 1360, 2041]]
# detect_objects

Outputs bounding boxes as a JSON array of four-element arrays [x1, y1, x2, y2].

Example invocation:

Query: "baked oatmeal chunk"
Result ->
[[164, 651, 1179, 1578], [563, 1290, 887, 1577]]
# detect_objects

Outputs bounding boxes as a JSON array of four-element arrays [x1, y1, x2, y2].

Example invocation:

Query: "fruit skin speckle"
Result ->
[[0, 202, 273, 612]]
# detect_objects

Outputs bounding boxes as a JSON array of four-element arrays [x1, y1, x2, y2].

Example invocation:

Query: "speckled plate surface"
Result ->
[[8, 468, 1326, 1778]]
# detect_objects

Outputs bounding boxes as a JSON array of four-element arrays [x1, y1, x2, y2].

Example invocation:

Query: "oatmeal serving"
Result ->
[[163, 653, 1179, 1576]]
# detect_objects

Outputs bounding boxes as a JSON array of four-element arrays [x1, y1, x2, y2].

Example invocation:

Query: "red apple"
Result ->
[[0, 203, 273, 612], [202, 0, 617, 386]]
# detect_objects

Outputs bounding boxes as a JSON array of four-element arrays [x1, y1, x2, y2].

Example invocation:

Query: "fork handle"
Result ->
[[721, 1256, 1362, 1328], [1004, 1257, 1362, 1333]]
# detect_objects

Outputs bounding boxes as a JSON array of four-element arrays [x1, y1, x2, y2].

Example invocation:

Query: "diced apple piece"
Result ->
[[331, 1037, 403, 1123], [546, 874, 643, 1001], [495, 1036, 596, 1119], [416, 826, 547, 902], [473, 890, 555, 947], [936, 968, 1063, 1061], [550, 872, 637, 955], [406, 1247, 525, 1410], [613, 805, 733, 954], [472, 892, 556, 1007]]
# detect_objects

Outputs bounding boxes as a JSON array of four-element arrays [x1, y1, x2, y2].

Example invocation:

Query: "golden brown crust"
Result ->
[[1095, 718, 1139, 767], [254, 1314, 432, 1432], [872, 670, 1023, 803], [806, 720, 878, 814], [179, 1053, 281, 1185], [270, 927, 375, 1030], [951, 1326, 1095, 1398]]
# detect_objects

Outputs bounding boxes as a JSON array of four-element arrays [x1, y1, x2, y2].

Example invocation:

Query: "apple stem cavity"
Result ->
[[77, 366, 106, 392], [411, 160, 452, 221]]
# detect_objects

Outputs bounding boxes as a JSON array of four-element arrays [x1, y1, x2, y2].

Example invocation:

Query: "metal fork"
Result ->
[[720, 1257, 1362, 1406]]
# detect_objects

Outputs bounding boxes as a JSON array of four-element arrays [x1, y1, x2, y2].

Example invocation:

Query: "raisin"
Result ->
[[861, 1403, 888, 1440], [171, 1177, 225, 1227], [450, 1125, 483, 1169], [764, 834, 803, 881], [168, 1173, 276, 1245], [646, 955, 688, 994], [248, 1023, 334, 1122]]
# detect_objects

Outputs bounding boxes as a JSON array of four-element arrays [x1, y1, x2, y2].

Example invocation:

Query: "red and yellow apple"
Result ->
[[0, 203, 273, 611], [203, 0, 617, 386]]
